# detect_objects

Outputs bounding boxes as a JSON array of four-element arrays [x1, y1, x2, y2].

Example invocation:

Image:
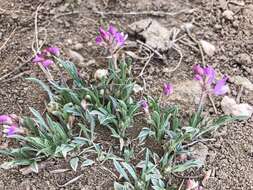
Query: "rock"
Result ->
[[167, 80, 202, 108], [133, 84, 143, 94], [73, 43, 84, 50], [231, 76, 253, 91], [222, 10, 234, 20], [128, 19, 172, 51], [243, 4, 253, 20], [235, 53, 251, 66], [200, 40, 216, 57], [66, 49, 84, 65], [190, 143, 209, 164], [219, 0, 228, 9], [221, 96, 253, 119], [94, 69, 108, 80]]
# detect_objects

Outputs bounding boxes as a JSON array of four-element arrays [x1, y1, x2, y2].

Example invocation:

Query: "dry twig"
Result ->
[[0, 27, 17, 52], [57, 174, 84, 187]]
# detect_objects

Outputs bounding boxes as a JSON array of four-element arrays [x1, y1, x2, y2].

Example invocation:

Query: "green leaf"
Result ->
[[121, 162, 137, 181], [81, 159, 95, 167], [138, 128, 151, 143], [70, 157, 79, 172], [113, 160, 130, 181], [30, 161, 39, 173], [172, 160, 202, 173]]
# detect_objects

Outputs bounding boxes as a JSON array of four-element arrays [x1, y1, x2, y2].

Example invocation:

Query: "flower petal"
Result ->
[[204, 65, 216, 84], [108, 24, 117, 35], [95, 36, 103, 44], [163, 83, 173, 96], [193, 64, 204, 75], [99, 27, 109, 40], [6, 125, 17, 137], [42, 59, 54, 68], [32, 54, 45, 63], [0, 115, 12, 124], [194, 74, 203, 81], [46, 46, 60, 56], [114, 32, 125, 46], [214, 76, 229, 96]]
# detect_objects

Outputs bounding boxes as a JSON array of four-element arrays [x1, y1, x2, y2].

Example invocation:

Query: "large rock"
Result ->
[[190, 143, 209, 165], [167, 80, 202, 108], [231, 76, 253, 91], [129, 19, 172, 51], [221, 96, 253, 119]]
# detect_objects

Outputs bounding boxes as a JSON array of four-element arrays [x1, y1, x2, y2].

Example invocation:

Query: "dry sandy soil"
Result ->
[[0, 0, 252, 189]]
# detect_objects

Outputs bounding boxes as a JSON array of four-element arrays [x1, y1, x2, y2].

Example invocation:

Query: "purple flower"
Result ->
[[204, 65, 216, 84], [95, 36, 103, 45], [213, 76, 229, 96], [33, 54, 45, 63], [115, 32, 126, 46], [41, 59, 54, 68], [96, 25, 127, 53], [45, 46, 60, 56], [163, 83, 173, 96], [0, 115, 12, 125], [5, 124, 17, 136], [140, 100, 149, 113], [99, 27, 110, 40], [108, 24, 117, 35], [193, 64, 204, 75], [193, 64, 229, 97]]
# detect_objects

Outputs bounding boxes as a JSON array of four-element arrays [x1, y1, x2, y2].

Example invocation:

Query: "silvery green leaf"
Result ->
[[70, 157, 79, 172], [30, 161, 39, 173], [138, 128, 151, 143], [113, 160, 130, 181], [121, 162, 137, 180], [81, 159, 95, 167], [172, 160, 202, 173]]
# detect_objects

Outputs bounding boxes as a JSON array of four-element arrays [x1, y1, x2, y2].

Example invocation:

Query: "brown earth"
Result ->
[[0, 0, 252, 189]]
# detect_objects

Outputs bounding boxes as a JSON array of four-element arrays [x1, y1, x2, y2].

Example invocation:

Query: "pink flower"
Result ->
[[204, 66, 216, 84], [139, 100, 149, 114], [193, 64, 204, 75], [4, 124, 18, 137], [192, 65, 228, 96], [45, 46, 60, 56], [42, 59, 54, 68], [0, 115, 12, 125], [163, 83, 173, 96], [32, 54, 45, 63], [213, 76, 229, 96], [33, 46, 60, 68], [96, 25, 127, 53]]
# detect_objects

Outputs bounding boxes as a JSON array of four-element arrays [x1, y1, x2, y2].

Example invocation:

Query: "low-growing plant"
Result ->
[[0, 23, 245, 190], [114, 149, 168, 190]]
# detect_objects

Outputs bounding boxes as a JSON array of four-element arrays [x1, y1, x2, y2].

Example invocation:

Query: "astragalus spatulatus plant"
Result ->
[[0, 24, 244, 189]]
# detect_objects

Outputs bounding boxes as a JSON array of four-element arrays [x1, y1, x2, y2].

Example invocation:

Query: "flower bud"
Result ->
[[81, 99, 88, 110], [94, 69, 108, 80]]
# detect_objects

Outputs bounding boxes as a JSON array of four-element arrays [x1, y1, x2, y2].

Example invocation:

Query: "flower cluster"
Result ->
[[193, 64, 229, 96], [0, 114, 22, 137], [33, 46, 60, 68], [95, 24, 128, 54]]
